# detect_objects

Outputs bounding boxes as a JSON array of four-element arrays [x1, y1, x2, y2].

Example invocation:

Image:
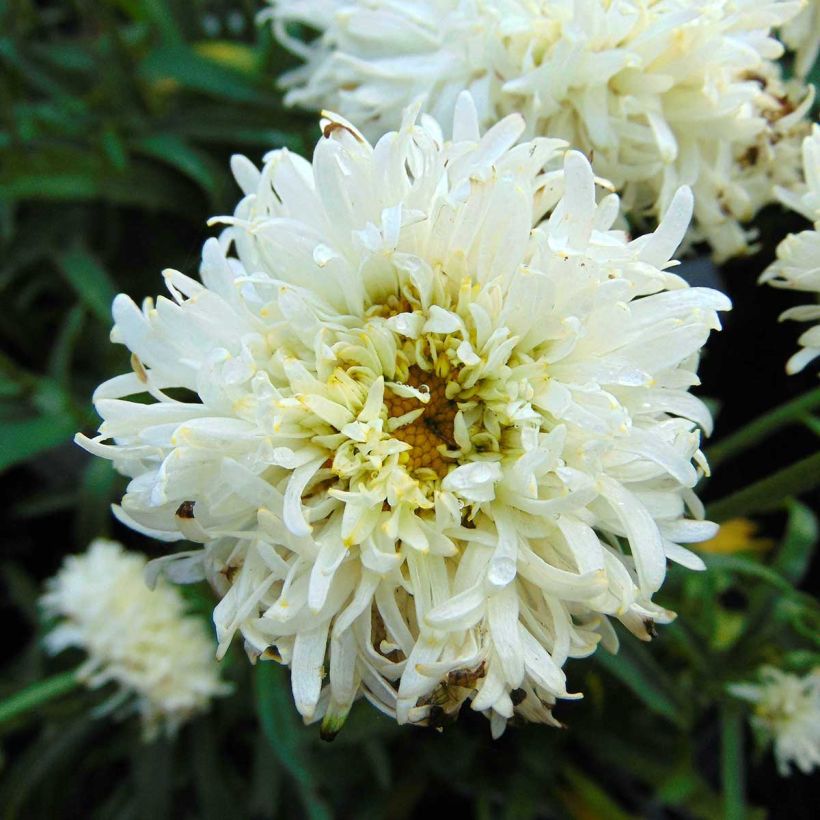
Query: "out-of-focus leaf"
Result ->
[[134, 134, 220, 196], [190, 720, 238, 820], [595, 638, 688, 728], [133, 736, 173, 820], [255, 663, 331, 820], [47, 303, 85, 384], [194, 40, 259, 74], [0, 413, 77, 473], [75, 458, 117, 547], [0, 671, 79, 727], [721, 704, 746, 820], [560, 767, 635, 820], [102, 127, 128, 171], [139, 45, 276, 104], [57, 248, 116, 325], [707, 452, 820, 521], [774, 500, 818, 584]]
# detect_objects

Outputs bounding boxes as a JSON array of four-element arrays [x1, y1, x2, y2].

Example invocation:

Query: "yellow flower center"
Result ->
[[384, 366, 458, 478]]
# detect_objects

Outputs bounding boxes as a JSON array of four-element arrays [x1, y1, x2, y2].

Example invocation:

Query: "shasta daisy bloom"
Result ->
[[41, 540, 229, 740], [760, 124, 820, 374], [78, 94, 728, 737], [265, 0, 813, 261], [730, 666, 820, 776]]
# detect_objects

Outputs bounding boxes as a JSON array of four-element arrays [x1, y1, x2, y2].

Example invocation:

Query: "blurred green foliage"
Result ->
[[0, 2, 819, 818]]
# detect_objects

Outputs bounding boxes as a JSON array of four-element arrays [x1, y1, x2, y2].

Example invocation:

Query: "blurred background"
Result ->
[[1, 2, 818, 818]]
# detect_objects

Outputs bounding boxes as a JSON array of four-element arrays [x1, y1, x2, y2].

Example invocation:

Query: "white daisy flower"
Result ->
[[781, 0, 820, 77], [760, 124, 820, 374], [78, 95, 728, 737], [265, 0, 813, 261], [730, 666, 820, 776], [41, 539, 230, 740]]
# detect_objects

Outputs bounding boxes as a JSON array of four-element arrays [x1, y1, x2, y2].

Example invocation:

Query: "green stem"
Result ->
[[708, 386, 820, 469], [0, 670, 79, 726], [707, 451, 820, 522], [721, 704, 746, 820]]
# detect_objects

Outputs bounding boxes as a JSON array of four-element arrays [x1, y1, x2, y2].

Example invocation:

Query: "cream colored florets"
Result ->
[[760, 124, 820, 374], [41, 540, 229, 739], [266, 0, 814, 261], [731, 666, 820, 776]]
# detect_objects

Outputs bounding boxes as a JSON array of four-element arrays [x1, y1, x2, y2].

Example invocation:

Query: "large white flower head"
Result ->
[[41, 539, 229, 740], [760, 123, 820, 374], [781, 0, 820, 76], [265, 0, 813, 261], [730, 666, 820, 776], [78, 95, 729, 738]]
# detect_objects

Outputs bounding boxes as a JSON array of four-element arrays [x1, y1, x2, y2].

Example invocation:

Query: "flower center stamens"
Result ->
[[383, 366, 457, 478]]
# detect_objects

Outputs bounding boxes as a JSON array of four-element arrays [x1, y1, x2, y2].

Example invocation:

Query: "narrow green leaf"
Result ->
[[139, 45, 275, 104], [707, 386, 820, 469], [254, 663, 332, 820], [57, 248, 116, 324], [47, 303, 85, 385], [594, 639, 687, 727], [707, 452, 820, 522], [75, 458, 117, 547], [774, 500, 818, 584], [721, 704, 746, 820], [134, 134, 219, 196], [0, 670, 79, 726], [132, 736, 173, 820], [0, 413, 77, 473], [561, 767, 635, 820]]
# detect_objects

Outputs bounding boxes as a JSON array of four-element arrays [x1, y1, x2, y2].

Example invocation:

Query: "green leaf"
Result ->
[[0, 671, 79, 727], [254, 663, 332, 820], [707, 386, 820, 469], [75, 458, 117, 547], [594, 638, 688, 728], [139, 45, 277, 104], [57, 248, 116, 325], [707, 452, 820, 522], [774, 500, 818, 584], [134, 134, 220, 197], [0, 413, 77, 473], [721, 704, 746, 820]]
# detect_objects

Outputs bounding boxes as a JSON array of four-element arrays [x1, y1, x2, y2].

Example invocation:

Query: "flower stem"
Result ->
[[0, 670, 80, 726], [707, 386, 820, 469], [707, 451, 820, 522], [721, 704, 746, 820]]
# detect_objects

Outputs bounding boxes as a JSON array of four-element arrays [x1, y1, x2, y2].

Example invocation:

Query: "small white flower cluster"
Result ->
[[79, 97, 728, 736], [760, 124, 820, 374], [265, 0, 814, 261], [41, 540, 229, 740], [730, 666, 820, 776]]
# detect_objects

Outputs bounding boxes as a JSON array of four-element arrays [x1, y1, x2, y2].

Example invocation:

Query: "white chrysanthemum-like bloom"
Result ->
[[781, 0, 820, 76], [41, 540, 229, 740], [78, 96, 729, 737], [730, 666, 820, 776], [265, 0, 813, 261], [760, 124, 820, 374]]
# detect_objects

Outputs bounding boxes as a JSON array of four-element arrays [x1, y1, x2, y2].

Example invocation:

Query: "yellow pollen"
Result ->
[[383, 366, 458, 478]]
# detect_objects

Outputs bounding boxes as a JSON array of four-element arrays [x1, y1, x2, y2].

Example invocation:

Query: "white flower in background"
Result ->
[[264, 0, 813, 261], [730, 666, 820, 776], [781, 0, 820, 77], [760, 124, 820, 374], [78, 95, 728, 737], [41, 539, 229, 740]]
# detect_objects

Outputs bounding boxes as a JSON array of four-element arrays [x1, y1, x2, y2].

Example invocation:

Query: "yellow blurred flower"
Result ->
[[697, 519, 775, 555]]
